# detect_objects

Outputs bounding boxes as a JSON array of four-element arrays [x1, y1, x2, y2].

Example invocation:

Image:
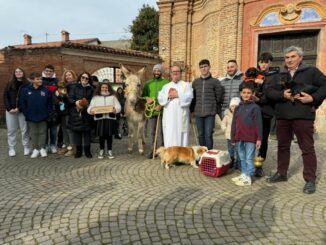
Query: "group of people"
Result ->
[[142, 45, 326, 194], [4, 45, 326, 194], [4, 65, 125, 160]]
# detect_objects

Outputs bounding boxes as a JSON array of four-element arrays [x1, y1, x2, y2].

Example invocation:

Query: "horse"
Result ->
[[120, 64, 147, 154]]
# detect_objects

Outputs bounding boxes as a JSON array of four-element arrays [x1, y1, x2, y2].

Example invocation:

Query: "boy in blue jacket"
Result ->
[[231, 83, 263, 186], [20, 72, 52, 158]]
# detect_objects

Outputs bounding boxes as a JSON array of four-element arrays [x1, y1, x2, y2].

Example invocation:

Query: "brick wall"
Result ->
[[0, 48, 160, 117], [159, 0, 243, 79]]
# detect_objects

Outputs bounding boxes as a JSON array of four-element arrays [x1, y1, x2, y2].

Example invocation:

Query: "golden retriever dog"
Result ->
[[155, 146, 208, 169]]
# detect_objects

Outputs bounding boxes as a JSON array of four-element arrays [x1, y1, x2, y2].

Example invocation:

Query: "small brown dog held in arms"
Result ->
[[156, 146, 208, 169]]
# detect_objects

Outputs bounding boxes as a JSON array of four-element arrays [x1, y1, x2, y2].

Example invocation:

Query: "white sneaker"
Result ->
[[235, 175, 252, 186], [30, 149, 40, 158], [231, 174, 244, 182], [40, 148, 48, 157], [108, 150, 115, 159], [62, 144, 67, 148], [50, 145, 57, 154], [67, 145, 73, 151], [8, 149, 16, 157], [24, 147, 30, 156], [98, 149, 104, 159]]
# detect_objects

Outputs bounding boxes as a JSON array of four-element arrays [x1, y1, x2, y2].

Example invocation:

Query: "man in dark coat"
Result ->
[[266, 46, 326, 194], [191, 59, 224, 149]]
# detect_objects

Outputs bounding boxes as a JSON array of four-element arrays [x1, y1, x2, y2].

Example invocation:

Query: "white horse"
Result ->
[[120, 64, 146, 154]]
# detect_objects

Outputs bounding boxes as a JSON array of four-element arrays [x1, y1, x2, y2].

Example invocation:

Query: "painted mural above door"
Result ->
[[253, 2, 325, 27]]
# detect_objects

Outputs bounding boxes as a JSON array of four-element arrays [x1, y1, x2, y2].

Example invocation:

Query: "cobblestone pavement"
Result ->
[[0, 127, 325, 245]]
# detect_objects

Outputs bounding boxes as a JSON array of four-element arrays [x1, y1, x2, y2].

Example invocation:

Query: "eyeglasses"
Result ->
[[44, 69, 54, 73], [81, 76, 89, 80]]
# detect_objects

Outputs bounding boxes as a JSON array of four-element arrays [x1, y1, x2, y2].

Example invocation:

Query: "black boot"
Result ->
[[84, 145, 93, 158], [230, 157, 235, 169], [75, 146, 82, 158], [254, 167, 264, 177]]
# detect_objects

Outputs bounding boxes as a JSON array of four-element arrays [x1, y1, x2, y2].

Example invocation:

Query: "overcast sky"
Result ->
[[0, 0, 158, 48]]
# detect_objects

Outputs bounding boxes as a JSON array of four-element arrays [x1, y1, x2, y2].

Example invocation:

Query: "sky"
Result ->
[[0, 0, 158, 48]]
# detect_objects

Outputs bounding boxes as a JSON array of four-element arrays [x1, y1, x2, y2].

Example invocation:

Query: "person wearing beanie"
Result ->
[[190, 59, 224, 150], [142, 64, 169, 159], [221, 97, 241, 169]]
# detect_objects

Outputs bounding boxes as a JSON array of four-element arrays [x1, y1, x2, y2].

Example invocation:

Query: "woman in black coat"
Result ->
[[3, 67, 30, 157], [67, 72, 94, 158]]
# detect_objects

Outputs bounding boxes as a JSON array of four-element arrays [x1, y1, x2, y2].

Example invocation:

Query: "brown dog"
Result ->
[[156, 146, 208, 169]]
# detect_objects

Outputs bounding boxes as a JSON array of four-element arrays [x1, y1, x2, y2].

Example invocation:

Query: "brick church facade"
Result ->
[[158, 0, 326, 132], [158, 0, 326, 78]]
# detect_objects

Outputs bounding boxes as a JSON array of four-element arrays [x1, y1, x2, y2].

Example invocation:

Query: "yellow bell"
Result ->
[[254, 156, 265, 168]]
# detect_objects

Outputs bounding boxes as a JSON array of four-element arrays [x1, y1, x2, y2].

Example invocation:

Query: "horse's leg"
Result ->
[[137, 121, 145, 154], [127, 120, 134, 153]]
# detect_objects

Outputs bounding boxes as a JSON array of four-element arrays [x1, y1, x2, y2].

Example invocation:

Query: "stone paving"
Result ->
[[0, 127, 325, 245]]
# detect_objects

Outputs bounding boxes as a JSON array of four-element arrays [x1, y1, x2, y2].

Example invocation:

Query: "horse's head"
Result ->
[[120, 64, 145, 104]]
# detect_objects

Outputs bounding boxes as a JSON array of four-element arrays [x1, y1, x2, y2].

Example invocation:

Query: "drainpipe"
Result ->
[[236, 0, 244, 67]]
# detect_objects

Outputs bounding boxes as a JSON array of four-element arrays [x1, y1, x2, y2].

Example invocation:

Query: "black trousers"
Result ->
[[99, 136, 113, 150], [73, 131, 91, 147], [258, 116, 272, 159]]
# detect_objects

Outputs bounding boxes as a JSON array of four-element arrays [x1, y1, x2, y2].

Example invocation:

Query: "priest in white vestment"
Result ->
[[158, 65, 193, 147]]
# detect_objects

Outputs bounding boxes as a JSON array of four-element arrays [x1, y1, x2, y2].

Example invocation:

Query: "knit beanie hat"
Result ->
[[229, 97, 241, 107], [153, 64, 164, 74]]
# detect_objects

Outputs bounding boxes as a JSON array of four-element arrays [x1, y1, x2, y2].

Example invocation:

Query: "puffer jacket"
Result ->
[[220, 70, 243, 114], [190, 74, 224, 117]]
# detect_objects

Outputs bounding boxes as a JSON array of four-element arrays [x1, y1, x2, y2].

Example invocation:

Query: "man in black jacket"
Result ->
[[266, 46, 326, 194], [191, 59, 224, 149]]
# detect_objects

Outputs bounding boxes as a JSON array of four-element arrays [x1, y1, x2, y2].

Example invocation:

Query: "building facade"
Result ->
[[0, 31, 161, 114], [159, 0, 326, 133], [158, 0, 326, 78]]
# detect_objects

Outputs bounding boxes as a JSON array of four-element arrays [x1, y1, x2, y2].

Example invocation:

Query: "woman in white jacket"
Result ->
[[221, 97, 240, 169], [88, 83, 121, 159]]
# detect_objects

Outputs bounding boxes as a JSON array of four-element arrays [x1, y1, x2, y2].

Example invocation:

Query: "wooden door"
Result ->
[[258, 31, 319, 68]]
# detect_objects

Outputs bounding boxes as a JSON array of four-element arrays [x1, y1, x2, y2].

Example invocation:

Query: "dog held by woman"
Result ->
[[156, 146, 208, 169]]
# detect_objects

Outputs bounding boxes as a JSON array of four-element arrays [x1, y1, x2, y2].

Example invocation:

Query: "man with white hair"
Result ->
[[266, 46, 326, 194], [158, 65, 193, 147], [142, 64, 169, 158]]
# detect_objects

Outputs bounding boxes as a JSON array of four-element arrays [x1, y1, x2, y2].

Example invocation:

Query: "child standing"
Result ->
[[221, 97, 240, 169], [88, 83, 121, 159], [231, 83, 262, 186], [20, 72, 52, 158]]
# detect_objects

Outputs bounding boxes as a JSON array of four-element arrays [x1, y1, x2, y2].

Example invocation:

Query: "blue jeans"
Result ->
[[237, 141, 256, 177], [195, 115, 215, 150]]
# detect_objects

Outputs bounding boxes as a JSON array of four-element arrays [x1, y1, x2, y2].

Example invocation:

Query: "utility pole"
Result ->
[[45, 32, 49, 42]]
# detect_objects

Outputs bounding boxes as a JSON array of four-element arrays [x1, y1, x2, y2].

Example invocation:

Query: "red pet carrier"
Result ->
[[199, 150, 230, 177]]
